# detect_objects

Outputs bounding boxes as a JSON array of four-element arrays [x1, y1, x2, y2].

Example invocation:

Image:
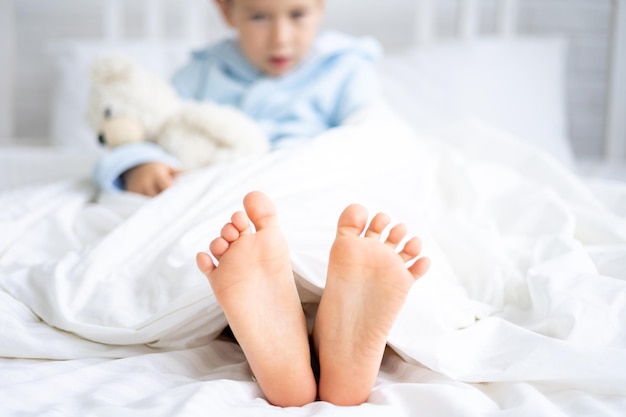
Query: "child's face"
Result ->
[[217, 0, 325, 77]]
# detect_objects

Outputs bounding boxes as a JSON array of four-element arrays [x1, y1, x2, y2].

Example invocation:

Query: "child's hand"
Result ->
[[122, 162, 181, 196]]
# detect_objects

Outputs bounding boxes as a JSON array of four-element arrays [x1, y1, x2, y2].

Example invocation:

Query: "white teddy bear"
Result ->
[[86, 55, 269, 169]]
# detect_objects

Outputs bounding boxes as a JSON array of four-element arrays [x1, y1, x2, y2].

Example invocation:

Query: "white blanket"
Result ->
[[1, 108, 625, 416]]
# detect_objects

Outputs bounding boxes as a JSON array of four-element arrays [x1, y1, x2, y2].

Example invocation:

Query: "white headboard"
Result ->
[[1, 0, 624, 161], [413, 0, 518, 45], [99, 0, 218, 42]]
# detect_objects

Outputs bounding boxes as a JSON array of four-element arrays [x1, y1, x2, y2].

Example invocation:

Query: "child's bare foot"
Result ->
[[196, 191, 316, 407], [313, 204, 430, 406]]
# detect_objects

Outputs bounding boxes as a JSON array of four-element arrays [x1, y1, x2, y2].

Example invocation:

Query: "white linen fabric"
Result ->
[[1, 105, 625, 416]]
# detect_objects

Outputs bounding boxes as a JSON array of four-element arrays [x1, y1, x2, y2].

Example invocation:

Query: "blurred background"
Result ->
[[0, 0, 622, 161]]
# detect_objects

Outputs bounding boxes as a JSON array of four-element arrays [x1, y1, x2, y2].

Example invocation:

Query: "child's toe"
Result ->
[[221, 223, 240, 242], [364, 212, 391, 240], [398, 236, 422, 261], [196, 251, 216, 276], [385, 223, 407, 249], [336, 204, 369, 237], [243, 191, 279, 231], [209, 237, 230, 260], [408, 256, 430, 280], [231, 211, 251, 234]]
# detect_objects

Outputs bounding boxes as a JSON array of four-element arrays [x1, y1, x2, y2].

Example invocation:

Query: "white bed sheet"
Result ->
[[1, 106, 625, 416], [0, 146, 101, 192]]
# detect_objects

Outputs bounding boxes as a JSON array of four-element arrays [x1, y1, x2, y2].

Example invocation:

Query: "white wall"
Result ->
[[520, 0, 613, 158], [8, 0, 617, 159], [0, 0, 15, 141]]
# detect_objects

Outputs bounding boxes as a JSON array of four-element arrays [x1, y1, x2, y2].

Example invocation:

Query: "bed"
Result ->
[[1, 1, 626, 416]]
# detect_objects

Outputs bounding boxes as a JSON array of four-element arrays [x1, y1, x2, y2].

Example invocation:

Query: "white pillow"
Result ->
[[48, 40, 203, 151], [379, 37, 576, 169]]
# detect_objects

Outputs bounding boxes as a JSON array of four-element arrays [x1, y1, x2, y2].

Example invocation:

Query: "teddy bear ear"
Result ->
[[90, 55, 136, 84]]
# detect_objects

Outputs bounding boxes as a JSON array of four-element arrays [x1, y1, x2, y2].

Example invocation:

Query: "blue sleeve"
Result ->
[[171, 63, 199, 100], [92, 142, 182, 192], [171, 53, 209, 100], [332, 60, 382, 126]]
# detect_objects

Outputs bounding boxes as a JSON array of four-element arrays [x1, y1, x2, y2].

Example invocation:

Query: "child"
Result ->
[[196, 190, 430, 407], [93, 0, 383, 195], [96, 0, 431, 407]]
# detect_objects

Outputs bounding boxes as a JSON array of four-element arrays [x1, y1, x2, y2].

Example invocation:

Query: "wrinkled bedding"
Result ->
[[1, 107, 625, 416]]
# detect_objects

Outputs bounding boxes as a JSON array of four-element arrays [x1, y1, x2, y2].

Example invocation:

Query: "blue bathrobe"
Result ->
[[93, 31, 382, 191]]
